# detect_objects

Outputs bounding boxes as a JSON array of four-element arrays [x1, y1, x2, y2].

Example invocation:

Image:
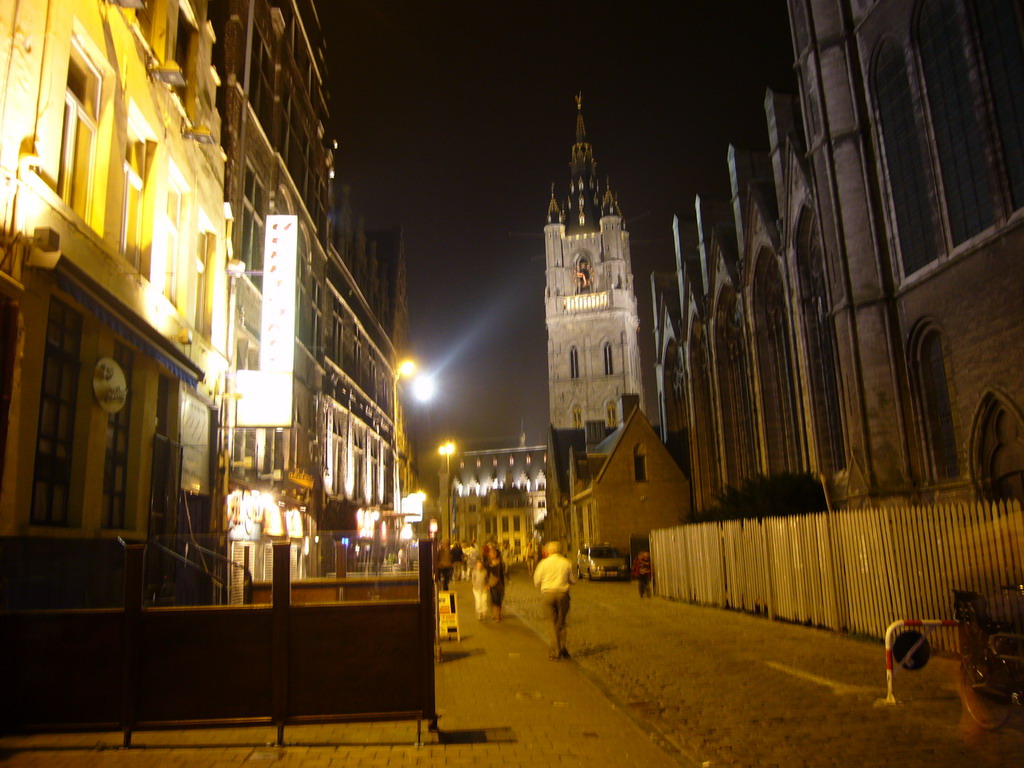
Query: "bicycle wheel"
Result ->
[[959, 661, 1012, 731]]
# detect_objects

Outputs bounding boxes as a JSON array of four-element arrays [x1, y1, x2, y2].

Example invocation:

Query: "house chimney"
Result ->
[[618, 393, 641, 425], [585, 420, 605, 451]]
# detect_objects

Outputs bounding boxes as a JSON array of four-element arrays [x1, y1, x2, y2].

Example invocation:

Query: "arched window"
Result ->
[[795, 211, 845, 472], [569, 346, 579, 379], [918, 0, 994, 243], [874, 40, 939, 275], [715, 289, 757, 486], [690, 325, 720, 508], [752, 253, 801, 474], [976, 396, 1024, 505], [916, 331, 959, 481], [572, 405, 582, 429], [606, 401, 617, 427], [975, 0, 1024, 210], [603, 341, 613, 375], [633, 445, 647, 482]]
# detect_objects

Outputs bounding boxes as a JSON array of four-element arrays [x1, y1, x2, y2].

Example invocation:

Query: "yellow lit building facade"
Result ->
[[0, 1, 228, 594]]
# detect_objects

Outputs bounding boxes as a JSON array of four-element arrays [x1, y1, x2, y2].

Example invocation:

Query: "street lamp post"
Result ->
[[438, 441, 455, 540], [392, 359, 417, 513]]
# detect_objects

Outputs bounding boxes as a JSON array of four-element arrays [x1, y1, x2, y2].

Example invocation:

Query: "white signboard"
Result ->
[[235, 370, 292, 428]]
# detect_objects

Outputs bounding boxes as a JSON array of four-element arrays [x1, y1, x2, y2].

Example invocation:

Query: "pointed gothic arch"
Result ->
[[713, 286, 756, 486], [689, 322, 720, 509], [794, 208, 846, 472], [972, 393, 1024, 505], [871, 37, 940, 275], [750, 250, 801, 474], [907, 320, 960, 481]]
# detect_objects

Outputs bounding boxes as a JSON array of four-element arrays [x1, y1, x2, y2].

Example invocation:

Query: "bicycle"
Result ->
[[953, 586, 1024, 730]]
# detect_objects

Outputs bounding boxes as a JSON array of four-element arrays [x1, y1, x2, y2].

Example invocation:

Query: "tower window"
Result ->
[[603, 341, 613, 375], [572, 405, 582, 429], [569, 346, 579, 379], [607, 401, 617, 427]]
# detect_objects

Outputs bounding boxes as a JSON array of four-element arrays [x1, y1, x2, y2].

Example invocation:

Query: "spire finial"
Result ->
[[574, 93, 587, 144]]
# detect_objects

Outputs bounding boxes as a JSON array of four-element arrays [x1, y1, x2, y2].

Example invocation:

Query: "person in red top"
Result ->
[[632, 550, 653, 598]]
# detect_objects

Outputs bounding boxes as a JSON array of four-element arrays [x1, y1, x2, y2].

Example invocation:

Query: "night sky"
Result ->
[[315, 2, 797, 479]]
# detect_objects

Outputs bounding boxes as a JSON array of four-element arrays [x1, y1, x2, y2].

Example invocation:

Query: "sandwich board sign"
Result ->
[[438, 590, 460, 641]]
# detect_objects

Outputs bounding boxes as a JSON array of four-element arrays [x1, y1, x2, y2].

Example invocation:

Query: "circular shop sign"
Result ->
[[93, 357, 128, 414]]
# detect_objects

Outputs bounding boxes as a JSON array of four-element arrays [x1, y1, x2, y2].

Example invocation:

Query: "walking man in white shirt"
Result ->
[[533, 541, 575, 660]]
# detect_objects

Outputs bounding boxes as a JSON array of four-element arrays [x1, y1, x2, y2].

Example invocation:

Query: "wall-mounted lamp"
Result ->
[[177, 328, 193, 345], [149, 61, 186, 86], [183, 125, 215, 144], [226, 258, 245, 276], [108, 0, 146, 8]]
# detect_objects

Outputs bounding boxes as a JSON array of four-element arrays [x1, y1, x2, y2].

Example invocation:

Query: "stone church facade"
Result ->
[[654, 0, 1024, 511], [545, 101, 644, 430]]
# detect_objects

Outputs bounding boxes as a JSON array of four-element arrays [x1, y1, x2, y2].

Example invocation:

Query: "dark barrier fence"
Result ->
[[0, 540, 436, 745]]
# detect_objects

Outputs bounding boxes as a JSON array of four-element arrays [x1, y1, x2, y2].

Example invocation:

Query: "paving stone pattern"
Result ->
[[504, 563, 1024, 767]]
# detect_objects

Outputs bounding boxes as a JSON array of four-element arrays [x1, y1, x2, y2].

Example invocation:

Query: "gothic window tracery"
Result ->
[[752, 254, 801, 474], [796, 211, 845, 472]]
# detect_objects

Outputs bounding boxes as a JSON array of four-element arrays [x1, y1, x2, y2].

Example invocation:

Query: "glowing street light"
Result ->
[[397, 359, 416, 379], [438, 440, 456, 471], [412, 374, 436, 403]]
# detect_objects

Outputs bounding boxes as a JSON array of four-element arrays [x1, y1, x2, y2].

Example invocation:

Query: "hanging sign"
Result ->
[[93, 357, 128, 414]]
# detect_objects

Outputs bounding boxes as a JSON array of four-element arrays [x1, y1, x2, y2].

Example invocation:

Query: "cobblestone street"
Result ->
[[503, 563, 1024, 767]]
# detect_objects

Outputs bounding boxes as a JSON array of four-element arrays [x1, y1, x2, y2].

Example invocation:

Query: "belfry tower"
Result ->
[[545, 97, 644, 430]]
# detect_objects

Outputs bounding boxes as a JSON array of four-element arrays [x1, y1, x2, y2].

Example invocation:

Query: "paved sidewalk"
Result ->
[[0, 576, 682, 767]]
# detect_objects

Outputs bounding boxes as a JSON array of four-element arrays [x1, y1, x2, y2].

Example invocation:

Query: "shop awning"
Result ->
[[43, 257, 203, 388]]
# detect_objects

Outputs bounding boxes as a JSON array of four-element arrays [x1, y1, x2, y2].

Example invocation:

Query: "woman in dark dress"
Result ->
[[485, 546, 506, 621]]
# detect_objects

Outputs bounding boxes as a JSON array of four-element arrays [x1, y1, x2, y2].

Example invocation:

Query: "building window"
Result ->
[[606, 401, 616, 427], [918, 0, 994, 244], [572, 404, 582, 429], [121, 132, 149, 270], [194, 229, 214, 335], [241, 166, 266, 288], [102, 344, 133, 529], [976, 0, 1024, 210], [249, 32, 275, 129], [633, 445, 647, 483], [873, 41, 939, 275], [58, 41, 101, 222], [569, 346, 579, 379], [603, 341, 613, 375], [163, 181, 182, 303], [918, 332, 959, 481], [32, 299, 82, 526]]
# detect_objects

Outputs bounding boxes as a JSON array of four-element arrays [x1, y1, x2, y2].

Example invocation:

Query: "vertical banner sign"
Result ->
[[260, 215, 298, 373], [236, 215, 297, 427]]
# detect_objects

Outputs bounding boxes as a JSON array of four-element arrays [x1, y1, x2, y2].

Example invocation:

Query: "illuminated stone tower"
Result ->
[[545, 97, 644, 430]]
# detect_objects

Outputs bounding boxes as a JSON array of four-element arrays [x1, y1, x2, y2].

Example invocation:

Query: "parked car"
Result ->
[[575, 545, 628, 580]]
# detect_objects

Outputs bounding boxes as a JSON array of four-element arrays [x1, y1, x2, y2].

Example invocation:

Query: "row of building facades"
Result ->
[[0, 0, 414, 604]]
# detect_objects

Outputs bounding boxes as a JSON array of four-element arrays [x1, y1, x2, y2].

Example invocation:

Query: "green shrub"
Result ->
[[694, 472, 827, 523]]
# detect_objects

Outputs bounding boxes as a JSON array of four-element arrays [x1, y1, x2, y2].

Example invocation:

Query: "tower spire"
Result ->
[[567, 94, 600, 234], [575, 92, 586, 144]]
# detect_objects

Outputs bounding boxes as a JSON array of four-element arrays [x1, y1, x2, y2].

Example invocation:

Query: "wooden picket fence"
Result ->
[[650, 499, 1024, 653]]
